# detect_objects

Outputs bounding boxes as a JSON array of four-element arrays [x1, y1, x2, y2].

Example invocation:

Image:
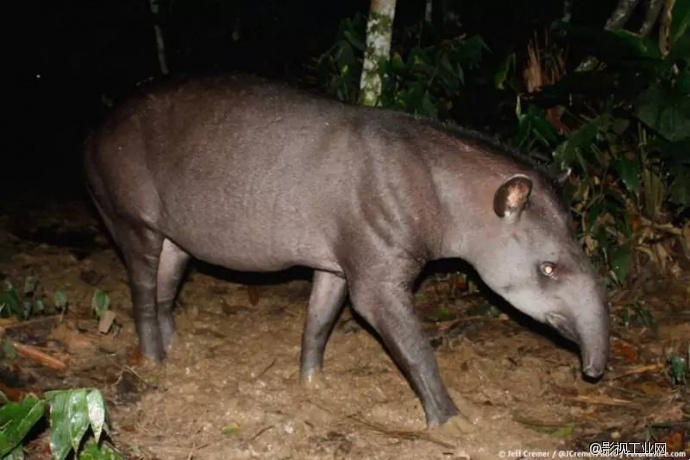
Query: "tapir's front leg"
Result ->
[[347, 265, 461, 426]]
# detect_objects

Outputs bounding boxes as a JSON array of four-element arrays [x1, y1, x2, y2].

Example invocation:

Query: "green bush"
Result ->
[[316, 15, 489, 118], [515, 10, 690, 283]]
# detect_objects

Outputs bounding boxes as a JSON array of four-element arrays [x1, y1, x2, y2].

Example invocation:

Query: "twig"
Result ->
[[346, 415, 455, 449], [610, 363, 664, 380], [247, 425, 274, 443], [12, 341, 68, 372], [570, 395, 634, 406], [255, 358, 277, 380]]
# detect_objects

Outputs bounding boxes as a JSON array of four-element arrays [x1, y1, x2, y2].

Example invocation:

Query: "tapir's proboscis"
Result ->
[[84, 75, 609, 430]]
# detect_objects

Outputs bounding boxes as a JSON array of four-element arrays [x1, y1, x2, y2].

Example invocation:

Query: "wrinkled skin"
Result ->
[[84, 75, 609, 427]]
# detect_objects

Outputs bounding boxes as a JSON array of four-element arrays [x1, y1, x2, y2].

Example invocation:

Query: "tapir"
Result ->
[[83, 75, 609, 428]]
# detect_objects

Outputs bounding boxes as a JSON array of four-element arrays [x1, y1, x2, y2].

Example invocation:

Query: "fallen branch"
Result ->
[[12, 341, 68, 372]]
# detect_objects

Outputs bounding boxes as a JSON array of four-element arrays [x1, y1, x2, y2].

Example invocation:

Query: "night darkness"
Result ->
[[6, 0, 615, 199]]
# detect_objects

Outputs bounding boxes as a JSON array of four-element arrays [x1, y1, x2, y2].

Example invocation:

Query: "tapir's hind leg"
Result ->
[[300, 270, 347, 386], [113, 225, 166, 361], [156, 239, 190, 351]]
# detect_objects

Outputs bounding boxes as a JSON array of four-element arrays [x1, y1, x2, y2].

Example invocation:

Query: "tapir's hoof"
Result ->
[[428, 413, 477, 444], [133, 343, 166, 366], [300, 370, 326, 390]]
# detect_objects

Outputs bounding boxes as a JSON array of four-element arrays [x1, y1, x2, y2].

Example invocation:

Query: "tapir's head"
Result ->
[[468, 174, 609, 378]]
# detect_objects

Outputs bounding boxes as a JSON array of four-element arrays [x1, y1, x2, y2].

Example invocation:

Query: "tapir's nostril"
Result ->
[[583, 365, 603, 378]]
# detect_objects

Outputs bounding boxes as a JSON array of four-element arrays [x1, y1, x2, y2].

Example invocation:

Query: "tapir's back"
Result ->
[[84, 75, 441, 272]]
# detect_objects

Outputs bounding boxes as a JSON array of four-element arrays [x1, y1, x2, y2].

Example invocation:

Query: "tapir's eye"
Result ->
[[540, 262, 556, 277]]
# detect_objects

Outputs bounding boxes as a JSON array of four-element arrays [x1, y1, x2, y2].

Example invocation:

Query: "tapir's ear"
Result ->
[[493, 174, 533, 219]]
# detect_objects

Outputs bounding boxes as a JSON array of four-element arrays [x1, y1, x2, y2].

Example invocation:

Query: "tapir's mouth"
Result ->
[[544, 313, 577, 343], [545, 312, 609, 379]]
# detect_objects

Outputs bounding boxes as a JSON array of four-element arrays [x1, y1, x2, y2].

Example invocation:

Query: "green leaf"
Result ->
[[669, 30, 690, 64], [494, 53, 515, 90], [86, 391, 106, 443], [222, 422, 241, 437], [78, 441, 122, 460], [420, 94, 438, 118], [516, 105, 562, 150], [23, 277, 37, 297], [0, 289, 20, 318], [67, 391, 90, 453], [333, 43, 355, 76], [585, 201, 605, 232], [635, 83, 690, 141], [21, 301, 33, 320], [667, 166, 690, 210], [53, 291, 68, 311], [610, 245, 633, 283], [668, 354, 688, 384], [609, 29, 662, 60], [554, 115, 612, 167], [91, 291, 110, 319], [671, 0, 690, 46], [46, 390, 112, 460], [343, 29, 365, 52], [46, 390, 87, 460], [3, 339, 17, 360], [3, 444, 24, 459], [612, 156, 640, 193], [389, 53, 405, 73], [0, 396, 45, 457]]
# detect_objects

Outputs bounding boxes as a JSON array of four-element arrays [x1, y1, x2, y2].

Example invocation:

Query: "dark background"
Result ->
[[5, 0, 617, 197]]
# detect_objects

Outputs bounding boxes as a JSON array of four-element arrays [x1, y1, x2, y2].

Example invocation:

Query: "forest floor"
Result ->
[[0, 194, 688, 460]]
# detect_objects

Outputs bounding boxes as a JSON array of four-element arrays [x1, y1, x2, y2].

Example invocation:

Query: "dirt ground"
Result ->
[[0, 195, 688, 460]]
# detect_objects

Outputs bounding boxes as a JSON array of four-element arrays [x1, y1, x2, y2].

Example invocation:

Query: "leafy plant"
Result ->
[[315, 12, 367, 104], [90, 290, 110, 319], [379, 34, 488, 118], [0, 277, 68, 320], [667, 346, 689, 386], [0, 395, 44, 459], [316, 15, 489, 119], [513, 4, 690, 283], [0, 389, 119, 460], [617, 301, 658, 334]]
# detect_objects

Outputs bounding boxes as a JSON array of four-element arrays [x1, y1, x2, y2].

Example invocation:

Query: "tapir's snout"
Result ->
[[582, 346, 608, 378], [577, 289, 610, 379], [545, 295, 610, 379]]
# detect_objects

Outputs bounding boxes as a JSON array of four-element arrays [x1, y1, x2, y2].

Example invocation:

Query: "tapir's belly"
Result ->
[[155, 194, 343, 274]]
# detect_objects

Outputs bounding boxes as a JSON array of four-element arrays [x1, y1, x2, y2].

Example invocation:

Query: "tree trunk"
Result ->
[[148, 0, 169, 75], [359, 0, 396, 107]]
